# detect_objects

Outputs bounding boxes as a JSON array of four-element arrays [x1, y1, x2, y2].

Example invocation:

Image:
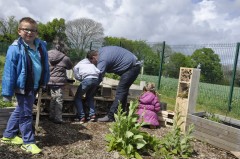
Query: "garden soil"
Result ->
[[0, 117, 238, 159]]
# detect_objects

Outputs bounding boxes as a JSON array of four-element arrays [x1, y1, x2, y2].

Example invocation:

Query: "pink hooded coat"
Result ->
[[136, 91, 161, 126]]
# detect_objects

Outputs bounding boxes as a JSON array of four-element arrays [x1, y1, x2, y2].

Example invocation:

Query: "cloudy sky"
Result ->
[[0, 0, 239, 44]]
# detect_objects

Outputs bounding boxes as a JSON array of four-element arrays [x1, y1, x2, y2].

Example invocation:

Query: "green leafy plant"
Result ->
[[0, 99, 13, 108], [105, 100, 160, 159], [155, 106, 195, 159]]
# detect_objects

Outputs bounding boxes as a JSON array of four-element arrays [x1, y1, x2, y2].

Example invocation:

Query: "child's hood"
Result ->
[[48, 49, 65, 65]]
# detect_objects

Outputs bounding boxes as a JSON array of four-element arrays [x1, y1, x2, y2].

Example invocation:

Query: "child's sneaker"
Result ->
[[21, 144, 42, 154], [1, 136, 23, 145], [89, 115, 97, 122]]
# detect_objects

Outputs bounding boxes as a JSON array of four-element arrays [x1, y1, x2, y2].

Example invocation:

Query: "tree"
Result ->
[[0, 16, 18, 43], [191, 48, 223, 84], [38, 18, 67, 44], [164, 53, 191, 78], [65, 18, 104, 58], [151, 42, 174, 63]]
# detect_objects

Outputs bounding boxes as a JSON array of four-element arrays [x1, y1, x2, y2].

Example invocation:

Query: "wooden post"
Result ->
[[175, 67, 200, 132], [140, 81, 146, 90], [35, 88, 42, 133]]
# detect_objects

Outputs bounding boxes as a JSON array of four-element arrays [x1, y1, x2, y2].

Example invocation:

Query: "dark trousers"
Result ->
[[108, 65, 141, 119]]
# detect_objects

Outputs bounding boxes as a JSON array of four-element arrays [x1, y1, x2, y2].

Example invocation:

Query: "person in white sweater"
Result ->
[[73, 56, 100, 123]]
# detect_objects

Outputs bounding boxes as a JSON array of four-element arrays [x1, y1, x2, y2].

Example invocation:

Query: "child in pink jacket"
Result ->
[[136, 83, 161, 128]]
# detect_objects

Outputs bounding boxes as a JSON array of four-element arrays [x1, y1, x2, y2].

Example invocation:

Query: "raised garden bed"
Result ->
[[186, 112, 240, 158]]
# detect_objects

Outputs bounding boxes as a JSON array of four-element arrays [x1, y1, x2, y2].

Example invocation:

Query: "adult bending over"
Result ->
[[88, 46, 141, 122]]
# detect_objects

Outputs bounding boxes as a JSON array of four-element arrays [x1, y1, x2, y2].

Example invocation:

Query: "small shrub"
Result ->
[[105, 100, 159, 159], [154, 106, 195, 159]]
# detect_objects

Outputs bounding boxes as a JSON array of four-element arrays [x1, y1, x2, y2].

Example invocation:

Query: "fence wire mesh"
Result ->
[[1, 41, 240, 117]]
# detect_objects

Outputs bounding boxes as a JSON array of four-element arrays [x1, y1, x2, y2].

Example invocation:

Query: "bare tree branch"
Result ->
[[66, 18, 104, 57]]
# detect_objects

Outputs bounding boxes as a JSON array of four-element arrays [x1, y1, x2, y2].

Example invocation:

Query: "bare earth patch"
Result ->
[[0, 117, 237, 159]]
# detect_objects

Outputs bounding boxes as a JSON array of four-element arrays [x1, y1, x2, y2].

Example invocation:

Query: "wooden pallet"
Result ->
[[158, 110, 175, 127]]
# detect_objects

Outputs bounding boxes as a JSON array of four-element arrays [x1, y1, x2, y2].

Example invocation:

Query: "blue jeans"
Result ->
[[74, 78, 98, 119], [108, 64, 141, 119], [3, 91, 36, 144]]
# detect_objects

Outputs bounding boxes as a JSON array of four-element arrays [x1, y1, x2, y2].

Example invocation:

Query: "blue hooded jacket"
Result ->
[[1, 37, 50, 97]]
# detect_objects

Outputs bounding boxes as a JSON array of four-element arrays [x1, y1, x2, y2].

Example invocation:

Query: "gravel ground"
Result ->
[[0, 117, 238, 159]]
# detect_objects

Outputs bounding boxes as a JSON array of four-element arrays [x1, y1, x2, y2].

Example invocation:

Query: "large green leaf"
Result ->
[[127, 144, 133, 154], [133, 135, 143, 140], [126, 131, 134, 138], [135, 151, 143, 159], [136, 140, 147, 149]]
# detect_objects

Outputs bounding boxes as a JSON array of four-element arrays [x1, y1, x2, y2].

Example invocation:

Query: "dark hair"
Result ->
[[19, 17, 37, 29], [86, 50, 98, 60]]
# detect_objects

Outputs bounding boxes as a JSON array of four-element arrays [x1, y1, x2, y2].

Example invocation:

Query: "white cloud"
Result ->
[[193, 0, 217, 24], [0, 0, 239, 44]]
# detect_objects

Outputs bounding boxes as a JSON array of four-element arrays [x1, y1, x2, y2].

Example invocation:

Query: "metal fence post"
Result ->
[[228, 42, 240, 111], [157, 41, 165, 90], [90, 41, 92, 50]]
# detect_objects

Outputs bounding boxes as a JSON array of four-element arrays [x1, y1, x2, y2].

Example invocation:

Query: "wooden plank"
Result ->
[[186, 113, 240, 153], [186, 122, 240, 145], [230, 151, 240, 159], [0, 125, 6, 129], [165, 118, 173, 123], [0, 113, 12, 117], [187, 117, 240, 137], [159, 110, 175, 117], [94, 96, 114, 102], [128, 89, 142, 98], [0, 117, 10, 122], [214, 113, 240, 128], [191, 130, 240, 152], [62, 97, 75, 101], [192, 111, 206, 117], [0, 107, 15, 113], [35, 88, 42, 133], [34, 112, 76, 116], [176, 97, 188, 132], [187, 114, 240, 135]]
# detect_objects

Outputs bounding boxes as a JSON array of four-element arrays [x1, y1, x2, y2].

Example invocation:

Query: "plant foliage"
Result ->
[[0, 99, 13, 108], [105, 100, 160, 159], [155, 106, 195, 159]]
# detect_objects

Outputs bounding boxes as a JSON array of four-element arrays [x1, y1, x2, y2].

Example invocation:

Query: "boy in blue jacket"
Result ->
[[0, 17, 50, 154]]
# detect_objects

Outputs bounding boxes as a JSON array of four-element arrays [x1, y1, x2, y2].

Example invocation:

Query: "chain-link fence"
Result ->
[[1, 41, 240, 117], [139, 42, 240, 118], [90, 41, 240, 117]]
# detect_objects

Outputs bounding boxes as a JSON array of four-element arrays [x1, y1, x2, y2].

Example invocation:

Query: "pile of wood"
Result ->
[[158, 110, 175, 127]]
